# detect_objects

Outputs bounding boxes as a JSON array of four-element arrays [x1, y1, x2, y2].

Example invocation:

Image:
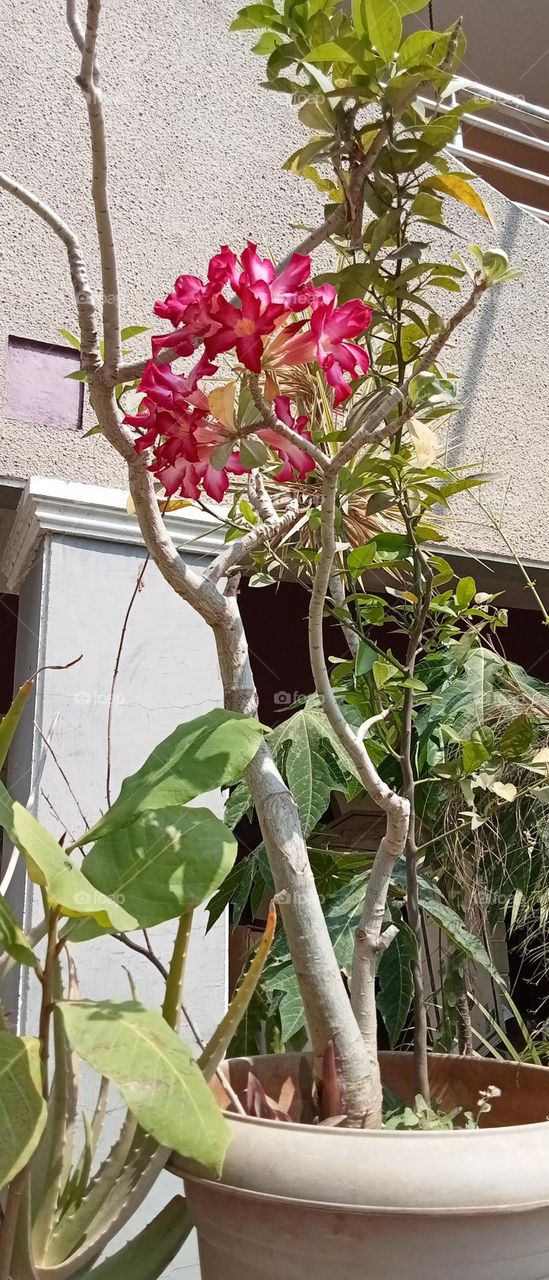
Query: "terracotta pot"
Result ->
[[173, 1052, 549, 1280]]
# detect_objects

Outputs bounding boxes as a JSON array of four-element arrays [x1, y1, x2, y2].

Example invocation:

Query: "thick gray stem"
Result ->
[[308, 472, 409, 1120]]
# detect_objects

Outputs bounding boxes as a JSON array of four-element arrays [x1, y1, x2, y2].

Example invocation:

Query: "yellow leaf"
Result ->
[[421, 174, 495, 225], [208, 381, 237, 431], [409, 418, 438, 467], [126, 494, 135, 515], [161, 498, 197, 511]]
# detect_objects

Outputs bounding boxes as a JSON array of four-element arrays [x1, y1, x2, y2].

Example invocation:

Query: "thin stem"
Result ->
[[399, 501, 434, 1102], [0, 174, 99, 371], [106, 552, 151, 806], [161, 912, 193, 1030], [38, 907, 60, 1097], [76, 0, 121, 379]]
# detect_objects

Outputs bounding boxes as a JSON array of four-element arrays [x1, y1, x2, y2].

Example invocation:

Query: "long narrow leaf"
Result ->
[[77, 1196, 191, 1280], [199, 903, 276, 1082]]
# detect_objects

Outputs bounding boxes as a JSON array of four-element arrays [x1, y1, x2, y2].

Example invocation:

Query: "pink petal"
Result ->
[[236, 331, 264, 373], [271, 252, 311, 304], [241, 242, 275, 287]]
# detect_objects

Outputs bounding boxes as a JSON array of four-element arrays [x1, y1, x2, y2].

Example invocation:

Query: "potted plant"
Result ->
[[1, 0, 549, 1277]]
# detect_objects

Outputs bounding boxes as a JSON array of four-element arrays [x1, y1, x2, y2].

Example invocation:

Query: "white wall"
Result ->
[[7, 530, 228, 1277]]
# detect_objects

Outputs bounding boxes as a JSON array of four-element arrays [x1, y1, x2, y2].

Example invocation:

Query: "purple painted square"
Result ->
[[4, 337, 83, 429]]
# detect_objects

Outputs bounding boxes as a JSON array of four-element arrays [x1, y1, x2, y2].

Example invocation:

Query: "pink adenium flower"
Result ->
[[266, 298, 373, 405], [128, 241, 375, 499]]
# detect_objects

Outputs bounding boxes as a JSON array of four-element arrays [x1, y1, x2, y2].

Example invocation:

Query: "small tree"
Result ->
[[0, 0, 520, 1135]]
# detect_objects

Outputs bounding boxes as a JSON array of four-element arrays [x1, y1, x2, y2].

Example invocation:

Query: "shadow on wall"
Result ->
[[446, 201, 522, 464]]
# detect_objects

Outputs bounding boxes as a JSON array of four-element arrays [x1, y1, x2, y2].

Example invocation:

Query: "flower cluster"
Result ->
[[125, 242, 372, 501]]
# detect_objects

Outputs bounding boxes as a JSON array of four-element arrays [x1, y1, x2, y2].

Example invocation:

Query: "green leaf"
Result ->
[[398, 29, 440, 66], [498, 713, 534, 760], [0, 1033, 47, 1188], [0, 892, 36, 967], [59, 1001, 231, 1175], [120, 326, 149, 342], [0, 781, 136, 931], [75, 710, 264, 846], [64, 369, 88, 381], [421, 896, 502, 985], [82, 1196, 192, 1280], [461, 739, 489, 774], [231, 4, 280, 31], [365, 0, 402, 59], [210, 441, 235, 471], [240, 436, 270, 469], [76, 806, 237, 931], [58, 328, 81, 350], [0, 680, 33, 770], [455, 576, 476, 609], [348, 532, 411, 574], [394, 0, 429, 12], [351, 0, 368, 35], [355, 640, 378, 677], [378, 922, 416, 1046]]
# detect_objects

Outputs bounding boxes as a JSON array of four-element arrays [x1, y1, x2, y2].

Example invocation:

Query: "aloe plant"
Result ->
[[0, 691, 275, 1280]]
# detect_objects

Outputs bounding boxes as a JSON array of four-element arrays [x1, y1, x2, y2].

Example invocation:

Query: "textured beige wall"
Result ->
[[0, 0, 320, 486], [0, 1, 548, 562]]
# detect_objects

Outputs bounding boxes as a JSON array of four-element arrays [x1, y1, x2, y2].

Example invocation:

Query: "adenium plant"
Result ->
[[0, 3, 524, 1271]]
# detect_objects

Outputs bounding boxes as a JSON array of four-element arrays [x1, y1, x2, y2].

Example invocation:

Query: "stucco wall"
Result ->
[[0, 0, 319, 486], [0, 0, 548, 563]]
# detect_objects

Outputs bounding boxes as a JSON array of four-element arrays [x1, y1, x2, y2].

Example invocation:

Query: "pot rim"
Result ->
[[217, 1050, 549, 1138]]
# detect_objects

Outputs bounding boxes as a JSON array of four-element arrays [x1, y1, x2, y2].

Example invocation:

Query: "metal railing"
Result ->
[[423, 79, 549, 225]]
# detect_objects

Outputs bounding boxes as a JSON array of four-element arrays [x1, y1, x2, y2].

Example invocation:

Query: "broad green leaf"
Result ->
[[0, 782, 136, 931], [398, 30, 440, 67], [365, 0, 402, 60], [394, 0, 429, 12], [455, 576, 476, 609], [421, 174, 494, 224], [0, 1033, 47, 1188], [240, 436, 270, 469], [82, 1196, 192, 1280], [351, 0, 368, 35], [59, 1001, 230, 1174], [231, 4, 280, 31], [75, 710, 264, 846], [421, 896, 502, 985], [378, 922, 416, 1046], [0, 891, 36, 967], [498, 713, 534, 760], [78, 806, 237, 930], [461, 739, 489, 774]]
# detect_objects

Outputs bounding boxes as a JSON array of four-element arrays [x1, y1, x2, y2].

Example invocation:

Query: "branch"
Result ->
[[205, 497, 300, 584], [0, 173, 100, 372], [247, 375, 327, 472], [308, 471, 409, 1104], [75, 0, 121, 379], [248, 472, 276, 521]]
